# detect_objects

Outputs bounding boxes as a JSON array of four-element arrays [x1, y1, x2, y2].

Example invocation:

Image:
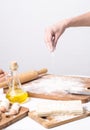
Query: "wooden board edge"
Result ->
[[28, 111, 90, 129], [0, 107, 29, 129], [28, 92, 90, 103]]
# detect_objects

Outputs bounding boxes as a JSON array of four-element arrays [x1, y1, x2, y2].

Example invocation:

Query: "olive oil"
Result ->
[[6, 61, 28, 103], [6, 88, 28, 103]]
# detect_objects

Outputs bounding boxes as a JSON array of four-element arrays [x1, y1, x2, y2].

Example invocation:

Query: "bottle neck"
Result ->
[[10, 69, 21, 89]]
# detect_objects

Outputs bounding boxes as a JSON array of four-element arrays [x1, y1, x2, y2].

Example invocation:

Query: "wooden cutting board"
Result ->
[[3, 74, 90, 103], [0, 106, 29, 129], [28, 110, 90, 129], [24, 74, 90, 103]]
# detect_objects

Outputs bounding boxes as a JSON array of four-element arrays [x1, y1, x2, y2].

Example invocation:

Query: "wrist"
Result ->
[[64, 18, 72, 28]]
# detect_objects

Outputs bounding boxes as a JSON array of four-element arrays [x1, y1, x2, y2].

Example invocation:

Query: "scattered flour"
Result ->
[[52, 114, 77, 122], [23, 76, 84, 94]]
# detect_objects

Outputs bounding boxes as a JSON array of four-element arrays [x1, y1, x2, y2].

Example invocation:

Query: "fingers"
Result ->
[[44, 28, 56, 52]]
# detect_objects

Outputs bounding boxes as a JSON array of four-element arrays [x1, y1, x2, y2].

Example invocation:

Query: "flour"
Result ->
[[52, 114, 77, 122], [23, 76, 84, 94], [50, 52, 56, 74]]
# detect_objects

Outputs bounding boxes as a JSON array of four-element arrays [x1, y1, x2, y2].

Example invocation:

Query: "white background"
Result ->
[[0, 0, 90, 76]]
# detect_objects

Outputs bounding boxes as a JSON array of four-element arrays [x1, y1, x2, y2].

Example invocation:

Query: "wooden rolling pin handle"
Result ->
[[0, 81, 8, 88], [37, 68, 48, 75], [0, 69, 4, 74]]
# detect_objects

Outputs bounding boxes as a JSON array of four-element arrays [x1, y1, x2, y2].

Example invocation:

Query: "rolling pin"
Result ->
[[0, 68, 48, 88]]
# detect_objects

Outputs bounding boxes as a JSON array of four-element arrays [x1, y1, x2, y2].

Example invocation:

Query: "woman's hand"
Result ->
[[44, 19, 67, 52]]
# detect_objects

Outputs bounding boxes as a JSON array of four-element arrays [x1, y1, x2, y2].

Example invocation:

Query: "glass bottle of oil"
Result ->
[[6, 61, 28, 103]]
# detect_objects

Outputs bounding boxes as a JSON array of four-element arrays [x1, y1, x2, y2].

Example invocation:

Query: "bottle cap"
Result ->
[[10, 61, 18, 70]]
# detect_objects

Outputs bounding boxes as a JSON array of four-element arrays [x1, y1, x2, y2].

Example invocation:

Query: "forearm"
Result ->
[[66, 12, 90, 28]]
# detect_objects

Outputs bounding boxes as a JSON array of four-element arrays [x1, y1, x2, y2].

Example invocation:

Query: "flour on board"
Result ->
[[23, 76, 85, 94]]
